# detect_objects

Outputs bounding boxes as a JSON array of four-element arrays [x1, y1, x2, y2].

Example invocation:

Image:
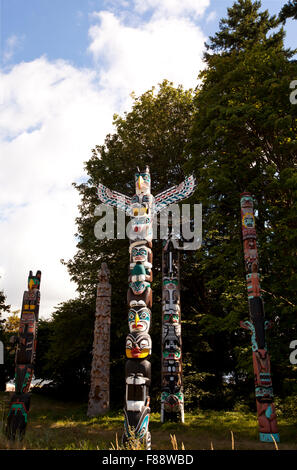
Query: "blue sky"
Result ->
[[0, 0, 296, 318], [2, 0, 296, 69]]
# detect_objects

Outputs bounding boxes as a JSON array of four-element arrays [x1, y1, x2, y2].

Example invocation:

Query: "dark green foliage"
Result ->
[[34, 1, 296, 411], [207, 0, 282, 53], [185, 0, 297, 403], [60, 80, 195, 406], [0, 290, 10, 391], [33, 319, 54, 383], [279, 0, 297, 21], [39, 299, 95, 400]]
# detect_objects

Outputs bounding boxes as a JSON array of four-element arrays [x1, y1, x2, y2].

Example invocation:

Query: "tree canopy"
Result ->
[[186, 0, 297, 401], [0, 289, 10, 391], [279, 0, 297, 21], [26, 0, 297, 409]]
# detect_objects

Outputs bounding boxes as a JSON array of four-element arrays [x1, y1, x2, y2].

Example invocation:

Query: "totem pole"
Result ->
[[97, 167, 195, 448], [6, 270, 41, 440], [88, 262, 111, 417], [161, 234, 184, 423], [240, 193, 279, 443]]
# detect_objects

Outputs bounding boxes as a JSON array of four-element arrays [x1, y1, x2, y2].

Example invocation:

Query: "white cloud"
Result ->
[[0, 189, 80, 317], [0, 58, 117, 318], [88, 10, 206, 97], [0, 58, 117, 204], [1, 1, 208, 319]]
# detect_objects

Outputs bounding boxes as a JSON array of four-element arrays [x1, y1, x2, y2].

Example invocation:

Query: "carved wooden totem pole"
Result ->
[[161, 235, 184, 423], [88, 262, 111, 417], [6, 270, 41, 440], [97, 166, 195, 448], [240, 192, 280, 443]]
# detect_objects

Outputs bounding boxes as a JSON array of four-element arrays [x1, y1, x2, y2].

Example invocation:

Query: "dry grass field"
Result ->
[[0, 392, 296, 450]]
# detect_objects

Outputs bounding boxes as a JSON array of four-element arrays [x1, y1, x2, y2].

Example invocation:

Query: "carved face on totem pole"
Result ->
[[241, 194, 254, 208], [128, 306, 151, 334], [130, 243, 152, 269], [163, 310, 180, 324], [129, 281, 150, 296], [161, 391, 184, 413], [125, 332, 152, 359], [242, 213, 255, 229], [240, 193, 257, 240]]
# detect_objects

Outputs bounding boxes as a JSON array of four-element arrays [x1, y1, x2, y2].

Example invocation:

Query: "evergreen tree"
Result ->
[[280, 0, 297, 21], [40, 300, 95, 399], [186, 0, 297, 403], [0, 289, 10, 391]]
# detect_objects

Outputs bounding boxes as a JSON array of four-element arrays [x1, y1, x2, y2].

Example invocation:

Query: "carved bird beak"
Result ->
[[137, 176, 144, 190], [134, 313, 140, 328]]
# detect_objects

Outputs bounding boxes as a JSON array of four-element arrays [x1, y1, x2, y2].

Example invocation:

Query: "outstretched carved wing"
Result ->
[[154, 175, 196, 214], [97, 183, 132, 214]]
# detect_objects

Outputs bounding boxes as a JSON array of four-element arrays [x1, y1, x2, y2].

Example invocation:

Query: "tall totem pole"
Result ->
[[88, 262, 111, 417], [240, 193, 279, 443], [97, 167, 195, 449], [161, 231, 184, 423], [6, 270, 41, 440]]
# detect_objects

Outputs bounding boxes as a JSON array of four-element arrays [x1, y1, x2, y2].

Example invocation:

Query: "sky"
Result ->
[[0, 0, 296, 319]]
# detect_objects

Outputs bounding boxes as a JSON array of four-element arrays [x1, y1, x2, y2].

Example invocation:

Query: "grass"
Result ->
[[0, 391, 296, 450]]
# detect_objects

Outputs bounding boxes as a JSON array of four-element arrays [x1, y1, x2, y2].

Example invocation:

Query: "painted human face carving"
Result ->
[[131, 246, 150, 264], [125, 332, 152, 359], [163, 311, 180, 324], [161, 391, 183, 412], [241, 195, 253, 207], [163, 348, 181, 360], [243, 213, 255, 228], [129, 280, 149, 295], [128, 307, 151, 333], [163, 278, 178, 290]]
